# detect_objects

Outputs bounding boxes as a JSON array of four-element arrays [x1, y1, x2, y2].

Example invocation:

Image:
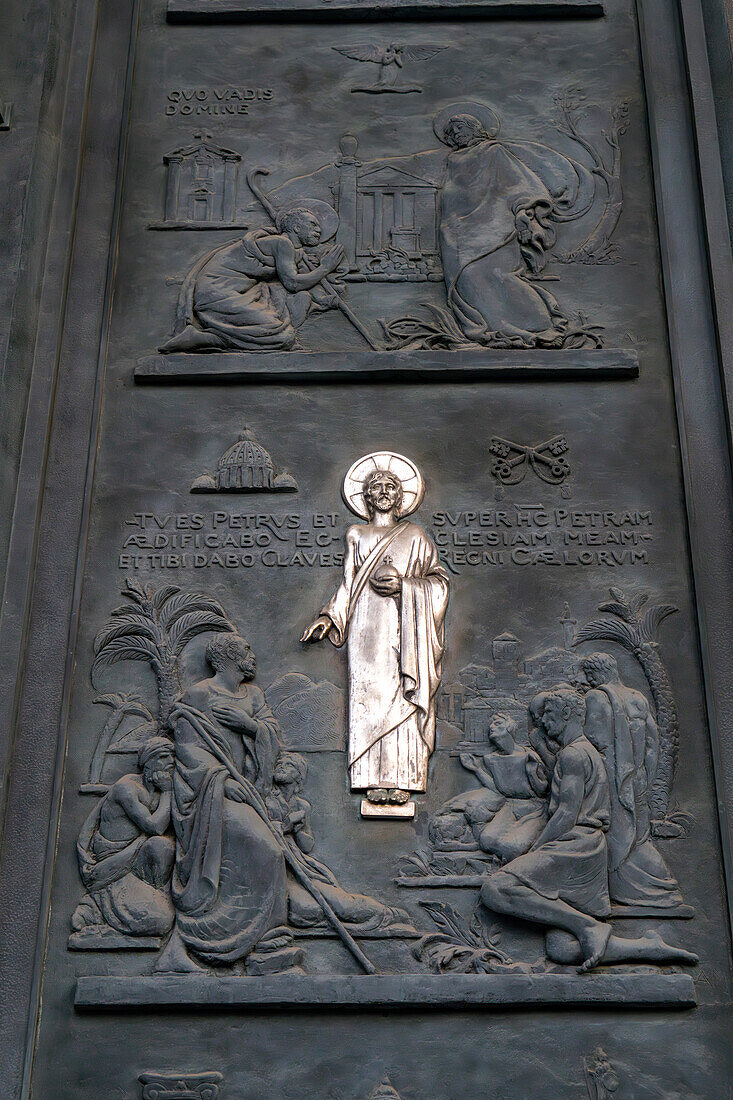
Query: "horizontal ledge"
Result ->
[[167, 0, 604, 20], [135, 348, 638, 383], [148, 222, 249, 230], [76, 971, 695, 1010]]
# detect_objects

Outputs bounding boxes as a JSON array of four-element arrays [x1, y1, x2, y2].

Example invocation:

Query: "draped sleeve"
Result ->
[[399, 530, 450, 749], [250, 687, 283, 795]]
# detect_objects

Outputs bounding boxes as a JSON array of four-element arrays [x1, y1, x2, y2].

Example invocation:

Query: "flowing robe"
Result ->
[[75, 796, 175, 937], [585, 683, 684, 910], [169, 684, 287, 965], [323, 520, 449, 791], [171, 230, 315, 351], [439, 139, 594, 344], [265, 787, 412, 931], [502, 738, 612, 918]]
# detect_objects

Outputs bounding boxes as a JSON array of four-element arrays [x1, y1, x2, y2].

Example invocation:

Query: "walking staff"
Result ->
[[170, 701, 377, 975], [247, 168, 382, 352]]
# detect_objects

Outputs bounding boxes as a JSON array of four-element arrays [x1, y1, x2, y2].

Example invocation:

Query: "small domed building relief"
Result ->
[[190, 427, 298, 494]]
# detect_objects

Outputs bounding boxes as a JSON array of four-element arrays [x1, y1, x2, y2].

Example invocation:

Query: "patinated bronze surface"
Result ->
[[1, 0, 733, 1096]]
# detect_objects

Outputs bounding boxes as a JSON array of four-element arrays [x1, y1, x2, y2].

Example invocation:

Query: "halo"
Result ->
[[276, 198, 339, 242], [342, 452, 425, 520], [433, 101, 501, 146]]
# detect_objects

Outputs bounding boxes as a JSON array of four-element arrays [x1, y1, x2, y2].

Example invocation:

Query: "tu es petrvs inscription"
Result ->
[[434, 507, 654, 569], [117, 505, 655, 572]]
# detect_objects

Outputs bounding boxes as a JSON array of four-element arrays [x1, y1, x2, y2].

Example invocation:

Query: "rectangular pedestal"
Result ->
[[361, 799, 416, 818]]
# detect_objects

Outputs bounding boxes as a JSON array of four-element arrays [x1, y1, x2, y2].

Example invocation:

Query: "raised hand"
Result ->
[[300, 615, 332, 643], [459, 752, 481, 773], [212, 701, 257, 735], [321, 243, 346, 275]]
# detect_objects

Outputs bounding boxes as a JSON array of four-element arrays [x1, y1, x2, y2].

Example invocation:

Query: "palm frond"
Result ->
[[93, 614, 161, 655], [93, 692, 129, 709], [597, 600, 635, 622], [93, 692, 151, 721], [573, 618, 638, 648], [122, 578, 149, 604], [158, 589, 229, 629], [109, 604, 141, 618], [640, 603, 679, 641], [92, 636, 160, 670], [151, 584, 182, 610], [630, 592, 650, 615], [169, 610, 233, 656]]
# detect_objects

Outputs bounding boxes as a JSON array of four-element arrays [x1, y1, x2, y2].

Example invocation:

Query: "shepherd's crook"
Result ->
[[247, 168, 382, 352]]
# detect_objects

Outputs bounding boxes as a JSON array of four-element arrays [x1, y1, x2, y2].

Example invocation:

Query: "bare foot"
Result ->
[[637, 929, 699, 965], [388, 789, 410, 805], [159, 325, 225, 353], [367, 788, 389, 804], [577, 922, 612, 973]]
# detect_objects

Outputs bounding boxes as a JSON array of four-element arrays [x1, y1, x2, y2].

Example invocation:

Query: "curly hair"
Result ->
[[275, 751, 308, 791], [363, 469, 404, 515], [581, 652, 619, 684], [275, 207, 318, 235], [206, 632, 249, 671], [543, 687, 586, 723]]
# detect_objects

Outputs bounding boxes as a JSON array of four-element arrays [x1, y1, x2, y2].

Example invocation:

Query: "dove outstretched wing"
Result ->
[[400, 45, 447, 62], [332, 45, 386, 63]]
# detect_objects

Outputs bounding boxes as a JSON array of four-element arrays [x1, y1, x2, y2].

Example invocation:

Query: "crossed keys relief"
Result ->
[[489, 435, 571, 487]]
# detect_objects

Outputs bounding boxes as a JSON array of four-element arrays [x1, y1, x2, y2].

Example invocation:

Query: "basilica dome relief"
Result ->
[[190, 427, 298, 493]]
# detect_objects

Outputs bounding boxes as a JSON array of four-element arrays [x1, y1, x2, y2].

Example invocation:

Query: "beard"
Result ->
[[152, 768, 173, 790]]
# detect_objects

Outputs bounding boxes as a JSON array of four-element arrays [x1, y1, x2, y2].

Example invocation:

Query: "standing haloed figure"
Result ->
[[302, 452, 449, 817]]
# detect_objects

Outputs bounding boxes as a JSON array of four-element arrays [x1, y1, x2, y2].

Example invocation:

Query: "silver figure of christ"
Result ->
[[302, 453, 449, 814]]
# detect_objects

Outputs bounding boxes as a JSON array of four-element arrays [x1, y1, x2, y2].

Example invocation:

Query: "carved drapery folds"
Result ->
[[148, 91, 628, 371], [72, 575, 696, 988]]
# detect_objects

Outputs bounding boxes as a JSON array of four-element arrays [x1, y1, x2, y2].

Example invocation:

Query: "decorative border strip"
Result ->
[[166, 0, 604, 23], [76, 972, 696, 1009], [135, 348, 639, 383]]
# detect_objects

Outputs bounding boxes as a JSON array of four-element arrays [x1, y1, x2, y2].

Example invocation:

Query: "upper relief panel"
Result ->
[[112, 3, 650, 381]]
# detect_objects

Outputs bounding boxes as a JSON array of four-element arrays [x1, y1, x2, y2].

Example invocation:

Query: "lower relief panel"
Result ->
[[32, 380, 731, 1098]]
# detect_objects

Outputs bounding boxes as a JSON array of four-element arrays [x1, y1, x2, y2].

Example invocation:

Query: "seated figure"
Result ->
[[159, 633, 295, 972], [266, 751, 414, 934], [71, 738, 176, 939], [429, 713, 548, 863], [159, 206, 344, 353], [481, 688, 697, 973]]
